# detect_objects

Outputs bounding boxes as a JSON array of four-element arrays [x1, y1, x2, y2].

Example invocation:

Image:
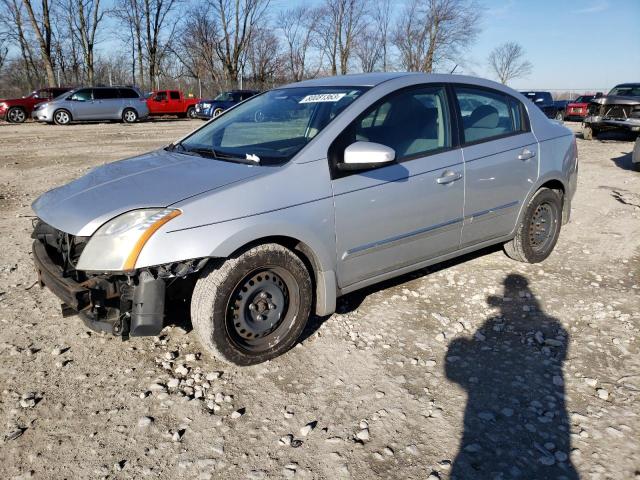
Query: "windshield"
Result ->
[[176, 86, 368, 165], [521, 92, 552, 103], [608, 85, 640, 97], [214, 92, 233, 101]]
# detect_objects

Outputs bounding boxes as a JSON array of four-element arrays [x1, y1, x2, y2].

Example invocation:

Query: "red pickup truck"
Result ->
[[1, 87, 72, 123], [146, 90, 200, 118]]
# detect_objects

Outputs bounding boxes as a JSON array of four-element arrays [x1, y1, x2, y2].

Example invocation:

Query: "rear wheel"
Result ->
[[186, 106, 197, 119], [53, 109, 71, 125], [122, 108, 138, 123], [7, 107, 27, 123], [504, 188, 562, 263], [212, 107, 224, 118], [191, 243, 312, 365], [555, 110, 564, 121]]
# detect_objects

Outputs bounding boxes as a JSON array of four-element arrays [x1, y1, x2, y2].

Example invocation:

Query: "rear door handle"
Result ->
[[437, 170, 463, 184], [518, 149, 536, 161]]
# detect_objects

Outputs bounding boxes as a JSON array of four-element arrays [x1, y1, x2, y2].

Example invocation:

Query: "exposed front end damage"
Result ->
[[582, 96, 640, 139], [31, 220, 207, 337]]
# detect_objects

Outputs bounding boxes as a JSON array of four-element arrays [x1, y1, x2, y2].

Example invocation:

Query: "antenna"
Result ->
[[450, 64, 458, 74]]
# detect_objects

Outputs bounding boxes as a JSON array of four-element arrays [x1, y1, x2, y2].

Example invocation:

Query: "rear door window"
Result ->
[[94, 88, 119, 100], [454, 87, 520, 144], [119, 88, 139, 98], [169, 91, 180, 100]]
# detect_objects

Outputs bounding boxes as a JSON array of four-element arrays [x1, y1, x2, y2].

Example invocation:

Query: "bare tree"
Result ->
[[372, 0, 391, 71], [278, 6, 320, 82], [0, 0, 41, 88], [488, 41, 532, 85], [209, 0, 270, 86], [114, 0, 145, 87], [393, 0, 481, 73], [143, 0, 180, 88], [316, 0, 367, 75], [69, 0, 105, 85], [246, 27, 280, 89], [22, 0, 56, 85], [354, 27, 382, 72]]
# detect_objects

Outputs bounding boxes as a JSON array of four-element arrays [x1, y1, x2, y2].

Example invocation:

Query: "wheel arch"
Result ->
[[223, 234, 337, 317], [513, 174, 569, 234]]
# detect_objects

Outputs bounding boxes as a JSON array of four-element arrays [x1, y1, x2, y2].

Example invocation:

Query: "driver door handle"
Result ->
[[518, 148, 536, 161], [437, 170, 463, 184]]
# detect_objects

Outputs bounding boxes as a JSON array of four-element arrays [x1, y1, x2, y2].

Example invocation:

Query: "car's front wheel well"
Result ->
[[226, 236, 325, 313]]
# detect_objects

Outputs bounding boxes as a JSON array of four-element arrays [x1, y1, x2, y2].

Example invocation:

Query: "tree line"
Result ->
[[0, 0, 533, 98]]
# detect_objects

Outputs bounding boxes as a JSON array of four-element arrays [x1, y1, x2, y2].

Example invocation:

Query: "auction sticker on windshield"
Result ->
[[299, 93, 347, 103]]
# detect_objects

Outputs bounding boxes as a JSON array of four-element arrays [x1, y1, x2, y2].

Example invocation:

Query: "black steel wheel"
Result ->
[[504, 188, 562, 263], [191, 243, 312, 365]]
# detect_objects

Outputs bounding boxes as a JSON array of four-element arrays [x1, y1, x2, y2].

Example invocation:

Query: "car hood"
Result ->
[[592, 95, 640, 106], [32, 149, 265, 236]]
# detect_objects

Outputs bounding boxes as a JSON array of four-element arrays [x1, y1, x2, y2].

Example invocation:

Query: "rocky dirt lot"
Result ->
[[0, 119, 638, 480]]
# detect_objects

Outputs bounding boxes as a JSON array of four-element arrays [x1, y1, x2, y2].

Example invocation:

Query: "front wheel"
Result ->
[[7, 107, 27, 123], [53, 109, 71, 125], [504, 188, 562, 263], [212, 107, 224, 118], [582, 125, 595, 140], [191, 243, 312, 365], [186, 106, 197, 119], [122, 108, 138, 123]]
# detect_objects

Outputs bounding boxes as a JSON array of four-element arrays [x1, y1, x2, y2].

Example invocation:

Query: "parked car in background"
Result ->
[[30, 72, 577, 365], [0, 87, 73, 123], [146, 90, 199, 118], [564, 94, 600, 121], [32, 86, 149, 125], [520, 91, 563, 121], [582, 83, 640, 140], [195, 90, 259, 119]]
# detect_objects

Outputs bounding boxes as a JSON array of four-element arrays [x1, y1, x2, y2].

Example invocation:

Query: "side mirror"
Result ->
[[339, 141, 396, 171]]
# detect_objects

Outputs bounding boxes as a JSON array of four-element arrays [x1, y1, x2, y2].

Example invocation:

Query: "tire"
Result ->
[[191, 243, 312, 365], [7, 107, 27, 123], [633, 137, 640, 171], [212, 108, 224, 118], [122, 108, 138, 123], [186, 106, 197, 119], [53, 109, 72, 125], [555, 110, 564, 121], [582, 125, 593, 140], [504, 188, 562, 263]]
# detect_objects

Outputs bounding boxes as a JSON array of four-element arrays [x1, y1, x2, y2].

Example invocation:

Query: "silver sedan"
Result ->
[[31, 72, 578, 365]]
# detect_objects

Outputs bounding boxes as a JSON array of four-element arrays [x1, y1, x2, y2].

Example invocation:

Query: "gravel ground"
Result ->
[[0, 119, 638, 480]]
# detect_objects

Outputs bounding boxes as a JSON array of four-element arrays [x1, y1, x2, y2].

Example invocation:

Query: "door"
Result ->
[[168, 90, 181, 113], [92, 88, 121, 119], [452, 86, 539, 247], [332, 85, 464, 288], [67, 88, 94, 120], [152, 91, 169, 114]]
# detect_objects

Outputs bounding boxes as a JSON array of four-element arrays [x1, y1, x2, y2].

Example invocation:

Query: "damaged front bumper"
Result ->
[[32, 239, 167, 336], [583, 115, 640, 132]]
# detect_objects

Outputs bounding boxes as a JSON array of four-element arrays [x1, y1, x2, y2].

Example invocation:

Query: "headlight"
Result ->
[[202, 103, 211, 109], [76, 208, 181, 271], [34, 103, 48, 110], [0, 102, 7, 109]]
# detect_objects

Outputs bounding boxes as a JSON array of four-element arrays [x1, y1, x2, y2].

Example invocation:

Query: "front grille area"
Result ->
[[31, 220, 89, 282], [589, 103, 633, 120]]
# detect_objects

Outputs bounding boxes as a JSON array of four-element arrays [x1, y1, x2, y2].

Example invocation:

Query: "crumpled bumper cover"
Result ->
[[584, 116, 640, 130]]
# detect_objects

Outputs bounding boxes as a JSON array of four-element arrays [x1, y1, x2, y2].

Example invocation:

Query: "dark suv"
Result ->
[[0, 87, 73, 123], [520, 91, 563, 121], [195, 90, 260, 119]]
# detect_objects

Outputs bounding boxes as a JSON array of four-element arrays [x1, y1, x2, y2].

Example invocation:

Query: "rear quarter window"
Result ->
[[119, 88, 139, 99]]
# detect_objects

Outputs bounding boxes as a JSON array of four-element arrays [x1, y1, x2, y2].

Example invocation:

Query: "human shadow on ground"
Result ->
[[446, 274, 579, 480]]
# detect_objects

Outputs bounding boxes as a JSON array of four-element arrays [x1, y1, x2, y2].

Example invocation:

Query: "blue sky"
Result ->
[[266, 0, 640, 91]]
